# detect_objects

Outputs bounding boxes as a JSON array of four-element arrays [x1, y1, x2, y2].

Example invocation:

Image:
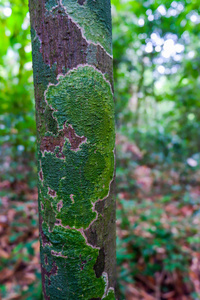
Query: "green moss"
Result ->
[[40, 147, 97, 228], [37, 65, 115, 298], [41, 223, 106, 299], [40, 66, 115, 229], [45, 0, 112, 54], [103, 289, 116, 300]]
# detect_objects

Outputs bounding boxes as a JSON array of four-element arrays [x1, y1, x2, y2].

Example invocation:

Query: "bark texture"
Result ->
[[29, 0, 116, 299]]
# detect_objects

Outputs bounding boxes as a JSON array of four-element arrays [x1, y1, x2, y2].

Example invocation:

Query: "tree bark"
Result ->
[[29, 1, 116, 299]]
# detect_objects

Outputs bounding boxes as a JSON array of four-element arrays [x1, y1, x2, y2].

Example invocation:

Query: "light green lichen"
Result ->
[[40, 66, 115, 229]]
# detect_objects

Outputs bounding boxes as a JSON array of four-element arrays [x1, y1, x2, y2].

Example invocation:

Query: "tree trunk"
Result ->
[[29, 1, 116, 299]]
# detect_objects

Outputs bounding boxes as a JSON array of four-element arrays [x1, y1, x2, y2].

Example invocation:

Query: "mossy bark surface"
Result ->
[[29, 1, 116, 299]]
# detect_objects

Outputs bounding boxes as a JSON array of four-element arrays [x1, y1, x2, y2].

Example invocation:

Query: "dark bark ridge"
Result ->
[[29, 0, 116, 299]]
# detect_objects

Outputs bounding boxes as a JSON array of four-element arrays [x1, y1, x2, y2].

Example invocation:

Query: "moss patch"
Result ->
[[40, 66, 115, 229], [41, 223, 106, 299]]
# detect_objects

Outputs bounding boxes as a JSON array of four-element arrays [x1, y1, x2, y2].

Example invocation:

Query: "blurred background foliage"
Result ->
[[0, 0, 200, 299]]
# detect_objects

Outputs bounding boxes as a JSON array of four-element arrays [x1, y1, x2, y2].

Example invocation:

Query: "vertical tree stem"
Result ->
[[29, 0, 116, 299]]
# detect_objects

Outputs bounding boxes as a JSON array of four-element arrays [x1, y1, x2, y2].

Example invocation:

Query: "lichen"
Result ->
[[41, 223, 106, 299], [45, 0, 112, 55], [40, 65, 115, 229], [36, 66, 115, 298]]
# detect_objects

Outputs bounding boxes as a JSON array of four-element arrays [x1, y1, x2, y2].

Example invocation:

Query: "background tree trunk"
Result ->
[[29, 0, 116, 299]]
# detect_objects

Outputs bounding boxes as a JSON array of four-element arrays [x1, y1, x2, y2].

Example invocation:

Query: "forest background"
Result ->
[[1, 0, 200, 299]]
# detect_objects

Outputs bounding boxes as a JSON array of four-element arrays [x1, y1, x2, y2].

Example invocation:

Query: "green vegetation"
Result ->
[[41, 66, 114, 229], [41, 224, 106, 300], [1, 0, 200, 299]]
